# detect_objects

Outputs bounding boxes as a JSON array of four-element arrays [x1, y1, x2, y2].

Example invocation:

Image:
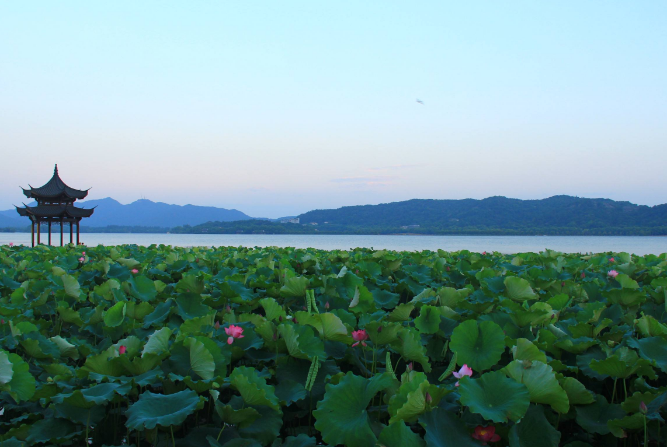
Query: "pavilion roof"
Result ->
[[22, 165, 90, 200], [15, 204, 95, 219]]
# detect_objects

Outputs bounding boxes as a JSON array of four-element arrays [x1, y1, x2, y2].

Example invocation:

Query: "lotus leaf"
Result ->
[[450, 320, 505, 371], [125, 389, 204, 430], [313, 372, 394, 447], [458, 371, 530, 423]]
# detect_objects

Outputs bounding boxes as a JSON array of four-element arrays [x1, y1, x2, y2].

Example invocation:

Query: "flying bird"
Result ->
[[416, 99, 424, 105]]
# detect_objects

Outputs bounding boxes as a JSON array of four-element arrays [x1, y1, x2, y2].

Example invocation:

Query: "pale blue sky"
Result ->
[[1, 1, 665, 218]]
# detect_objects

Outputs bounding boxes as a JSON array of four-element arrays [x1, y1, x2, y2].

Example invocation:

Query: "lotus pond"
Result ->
[[1, 244, 666, 447]]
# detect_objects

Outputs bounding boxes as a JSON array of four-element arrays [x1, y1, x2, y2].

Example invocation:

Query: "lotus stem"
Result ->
[[612, 378, 617, 403], [216, 424, 226, 442], [643, 414, 647, 447]]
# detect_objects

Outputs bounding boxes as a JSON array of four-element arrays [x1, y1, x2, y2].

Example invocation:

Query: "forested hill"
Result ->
[[297, 196, 667, 232]]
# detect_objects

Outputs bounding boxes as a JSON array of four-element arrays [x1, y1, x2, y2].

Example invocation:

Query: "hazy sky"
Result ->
[[1, 2, 665, 218]]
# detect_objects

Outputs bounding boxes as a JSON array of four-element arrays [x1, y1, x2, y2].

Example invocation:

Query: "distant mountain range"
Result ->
[[0, 198, 251, 229], [3, 195, 667, 235], [298, 195, 667, 232]]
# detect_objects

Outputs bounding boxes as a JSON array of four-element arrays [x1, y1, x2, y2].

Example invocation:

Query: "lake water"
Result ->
[[1, 232, 666, 255]]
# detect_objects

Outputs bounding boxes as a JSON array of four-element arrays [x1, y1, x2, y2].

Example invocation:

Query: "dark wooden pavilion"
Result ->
[[16, 165, 95, 247]]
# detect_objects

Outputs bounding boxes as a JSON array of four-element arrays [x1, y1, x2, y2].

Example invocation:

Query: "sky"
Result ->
[[1, 2, 666, 218]]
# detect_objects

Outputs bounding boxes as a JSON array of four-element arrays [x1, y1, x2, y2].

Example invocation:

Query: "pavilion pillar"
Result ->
[[76, 220, 80, 245], [48, 221, 52, 246], [70, 222, 73, 244], [31, 221, 35, 247], [60, 219, 64, 246], [37, 221, 41, 245]]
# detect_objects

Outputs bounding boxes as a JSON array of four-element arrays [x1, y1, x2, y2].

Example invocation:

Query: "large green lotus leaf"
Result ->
[[50, 335, 79, 359], [82, 347, 127, 377], [103, 301, 126, 327], [391, 328, 431, 372], [302, 313, 350, 343], [0, 350, 13, 384], [176, 293, 213, 320], [230, 366, 281, 412], [51, 382, 132, 408], [378, 421, 426, 447], [126, 301, 155, 321], [25, 418, 79, 444], [459, 371, 530, 423], [3, 353, 36, 403], [607, 413, 645, 437], [509, 405, 560, 447], [275, 378, 307, 405], [590, 348, 656, 379], [142, 300, 174, 328], [504, 276, 537, 301], [388, 372, 430, 423], [278, 324, 326, 361], [126, 389, 204, 430], [176, 273, 206, 295], [512, 338, 547, 363], [372, 288, 401, 309], [60, 274, 81, 299], [559, 377, 595, 405], [419, 406, 481, 447], [627, 337, 667, 373], [450, 320, 505, 371], [128, 274, 157, 301], [388, 303, 415, 322], [503, 360, 569, 414], [142, 327, 173, 357], [366, 321, 402, 345], [415, 306, 441, 334], [259, 298, 285, 321], [313, 372, 395, 447], [185, 337, 215, 380], [615, 273, 639, 289], [237, 405, 283, 446], [20, 332, 60, 359], [575, 395, 625, 435], [636, 314, 667, 337], [213, 395, 261, 429], [117, 257, 140, 268], [192, 335, 230, 376], [280, 276, 309, 297]]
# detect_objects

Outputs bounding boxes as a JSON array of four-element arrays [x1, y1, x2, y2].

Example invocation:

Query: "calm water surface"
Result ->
[[1, 233, 666, 255]]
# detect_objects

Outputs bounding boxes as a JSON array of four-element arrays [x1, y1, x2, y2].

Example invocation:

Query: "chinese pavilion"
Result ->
[[16, 165, 95, 247]]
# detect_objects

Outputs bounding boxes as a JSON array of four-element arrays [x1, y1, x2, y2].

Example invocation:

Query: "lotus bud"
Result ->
[[119, 345, 127, 355], [407, 362, 413, 372], [0, 319, 4, 324], [226, 305, 232, 313], [131, 268, 138, 274], [293, 317, 298, 324], [426, 392, 432, 404], [279, 315, 283, 322], [215, 321, 220, 330], [561, 281, 566, 288], [377, 326, 383, 333], [581, 272, 585, 278], [325, 302, 330, 310], [446, 266, 450, 271], [355, 269, 359, 274], [640, 401, 648, 414]]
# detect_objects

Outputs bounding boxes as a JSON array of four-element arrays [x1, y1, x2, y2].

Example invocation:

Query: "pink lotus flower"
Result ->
[[472, 425, 501, 445], [581, 272, 586, 278], [8, 242, 13, 247], [325, 301, 330, 310], [78, 257, 85, 263], [453, 364, 473, 386], [214, 321, 220, 330], [351, 329, 368, 347], [82, 252, 86, 256], [407, 362, 414, 372], [119, 345, 127, 355], [225, 325, 244, 344], [482, 251, 487, 255], [131, 269, 139, 274], [609, 257, 615, 262], [425, 392, 432, 404], [608, 270, 619, 278], [640, 401, 648, 414]]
